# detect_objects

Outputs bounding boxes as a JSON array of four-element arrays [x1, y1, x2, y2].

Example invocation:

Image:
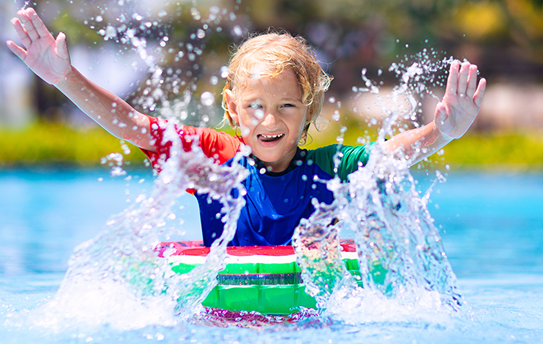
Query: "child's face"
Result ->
[[226, 67, 309, 173]]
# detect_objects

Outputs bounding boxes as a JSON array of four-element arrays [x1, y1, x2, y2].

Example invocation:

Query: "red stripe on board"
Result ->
[[156, 240, 356, 257]]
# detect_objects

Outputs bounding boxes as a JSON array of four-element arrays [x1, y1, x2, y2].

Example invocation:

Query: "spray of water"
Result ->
[[23, 121, 248, 330], [4, 0, 253, 331], [11, 0, 465, 329], [293, 52, 463, 324]]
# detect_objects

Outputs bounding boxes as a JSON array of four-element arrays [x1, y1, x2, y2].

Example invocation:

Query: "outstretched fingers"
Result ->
[[435, 101, 447, 124], [473, 78, 487, 108], [466, 65, 478, 98], [445, 60, 460, 96], [447, 61, 485, 105], [29, 8, 51, 40], [456, 62, 470, 96], [6, 40, 27, 60], [10, 17, 31, 48], [56, 32, 69, 61], [17, 9, 40, 41]]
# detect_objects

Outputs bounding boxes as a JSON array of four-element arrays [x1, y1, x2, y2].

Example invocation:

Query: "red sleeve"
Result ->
[[140, 116, 242, 171]]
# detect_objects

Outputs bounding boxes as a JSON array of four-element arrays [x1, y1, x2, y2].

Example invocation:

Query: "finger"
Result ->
[[435, 101, 448, 125], [473, 78, 487, 108], [17, 9, 40, 41], [445, 60, 460, 96], [457, 62, 470, 96], [6, 40, 28, 61], [56, 32, 69, 60], [10, 17, 32, 48], [29, 8, 51, 39], [466, 65, 478, 98]]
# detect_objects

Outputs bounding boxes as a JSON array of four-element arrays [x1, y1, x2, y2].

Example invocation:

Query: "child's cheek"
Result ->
[[249, 118, 260, 127], [240, 125, 251, 137]]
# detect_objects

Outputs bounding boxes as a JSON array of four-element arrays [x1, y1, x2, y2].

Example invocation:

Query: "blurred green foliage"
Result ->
[[441, 132, 543, 170], [4, 0, 543, 170], [0, 122, 146, 168], [2, 122, 543, 171]]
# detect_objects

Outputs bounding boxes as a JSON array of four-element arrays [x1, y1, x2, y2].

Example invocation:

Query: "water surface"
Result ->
[[1, 169, 542, 343]]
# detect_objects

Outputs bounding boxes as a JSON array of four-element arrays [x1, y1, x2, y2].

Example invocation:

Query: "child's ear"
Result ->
[[224, 89, 239, 124]]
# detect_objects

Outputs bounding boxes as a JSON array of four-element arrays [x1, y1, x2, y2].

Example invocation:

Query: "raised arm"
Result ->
[[383, 60, 486, 165], [6, 8, 156, 152]]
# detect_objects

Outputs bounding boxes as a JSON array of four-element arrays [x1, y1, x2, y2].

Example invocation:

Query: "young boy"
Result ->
[[7, 8, 486, 247]]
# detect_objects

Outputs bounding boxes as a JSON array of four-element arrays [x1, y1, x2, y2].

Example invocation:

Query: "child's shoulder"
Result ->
[[305, 143, 372, 181]]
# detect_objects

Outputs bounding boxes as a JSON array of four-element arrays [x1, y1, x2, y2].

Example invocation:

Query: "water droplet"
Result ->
[[254, 109, 264, 119], [210, 76, 218, 85], [190, 7, 202, 21], [96, 15, 103, 22], [105, 25, 116, 40], [220, 66, 229, 78], [200, 91, 215, 106], [435, 170, 447, 183], [232, 25, 242, 36]]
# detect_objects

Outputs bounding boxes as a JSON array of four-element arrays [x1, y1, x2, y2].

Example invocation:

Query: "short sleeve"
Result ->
[[140, 116, 242, 171], [337, 144, 372, 181], [306, 144, 372, 182]]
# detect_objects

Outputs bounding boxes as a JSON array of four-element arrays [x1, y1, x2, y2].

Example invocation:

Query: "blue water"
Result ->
[[1, 169, 543, 343]]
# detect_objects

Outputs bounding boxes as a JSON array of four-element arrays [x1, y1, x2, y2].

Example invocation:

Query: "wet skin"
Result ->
[[225, 69, 310, 173]]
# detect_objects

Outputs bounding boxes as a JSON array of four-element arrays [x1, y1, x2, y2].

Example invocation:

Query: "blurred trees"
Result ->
[[7, 0, 543, 124], [244, 0, 543, 87]]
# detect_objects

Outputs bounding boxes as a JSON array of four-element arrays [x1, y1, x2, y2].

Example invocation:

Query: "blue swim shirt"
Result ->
[[196, 145, 371, 246]]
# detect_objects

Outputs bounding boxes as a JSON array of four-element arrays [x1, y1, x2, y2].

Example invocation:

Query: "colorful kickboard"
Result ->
[[156, 240, 362, 315]]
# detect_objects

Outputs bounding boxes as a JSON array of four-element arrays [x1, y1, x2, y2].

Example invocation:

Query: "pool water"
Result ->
[[1, 169, 543, 343]]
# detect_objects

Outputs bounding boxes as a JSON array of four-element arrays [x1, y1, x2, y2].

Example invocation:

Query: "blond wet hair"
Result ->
[[221, 31, 332, 142]]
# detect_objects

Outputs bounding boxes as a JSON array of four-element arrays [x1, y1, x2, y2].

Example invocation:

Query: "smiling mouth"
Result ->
[[258, 134, 285, 142]]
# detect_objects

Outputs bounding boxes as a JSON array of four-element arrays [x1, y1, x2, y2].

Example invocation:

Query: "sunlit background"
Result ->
[[1, 0, 543, 169]]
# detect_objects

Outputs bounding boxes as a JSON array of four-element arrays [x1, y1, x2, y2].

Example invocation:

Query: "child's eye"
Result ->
[[282, 103, 295, 108], [249, 103, 263, 109]]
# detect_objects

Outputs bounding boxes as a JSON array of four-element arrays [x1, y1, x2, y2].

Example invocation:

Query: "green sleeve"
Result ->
[[306, 144, 371, 182]]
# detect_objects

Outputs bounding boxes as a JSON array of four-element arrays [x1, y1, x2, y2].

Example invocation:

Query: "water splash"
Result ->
[[293, 52, 463, 323], [14, 0, 465, 329], [3, 0, 252, 331], [23, 124, 249, 331]]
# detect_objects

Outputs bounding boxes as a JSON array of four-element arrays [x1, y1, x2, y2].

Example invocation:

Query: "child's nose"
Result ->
[[261, 112, 279, 127]]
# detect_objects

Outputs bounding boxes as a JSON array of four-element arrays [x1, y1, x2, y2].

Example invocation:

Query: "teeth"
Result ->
[[260, 134, 284, 139]]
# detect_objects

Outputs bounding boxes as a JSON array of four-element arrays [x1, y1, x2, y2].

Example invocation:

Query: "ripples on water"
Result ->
[[2, 171, 543, 343]]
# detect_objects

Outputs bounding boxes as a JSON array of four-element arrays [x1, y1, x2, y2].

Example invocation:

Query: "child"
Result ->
[[7, 8, 486, 247]]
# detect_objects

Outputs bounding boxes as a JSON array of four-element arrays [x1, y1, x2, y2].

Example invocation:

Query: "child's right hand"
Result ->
[[6, 7, 155, 152], [6, 8, 71, 85]]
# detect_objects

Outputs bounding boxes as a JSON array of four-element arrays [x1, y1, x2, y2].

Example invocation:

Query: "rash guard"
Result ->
[[141, 116, 370, 246]]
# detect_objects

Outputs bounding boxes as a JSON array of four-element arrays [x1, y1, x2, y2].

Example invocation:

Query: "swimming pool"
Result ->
[[1, 169, 542, 343]]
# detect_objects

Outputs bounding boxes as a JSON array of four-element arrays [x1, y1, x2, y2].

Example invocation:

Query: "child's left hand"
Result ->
[[434, 61, 486, 139]]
